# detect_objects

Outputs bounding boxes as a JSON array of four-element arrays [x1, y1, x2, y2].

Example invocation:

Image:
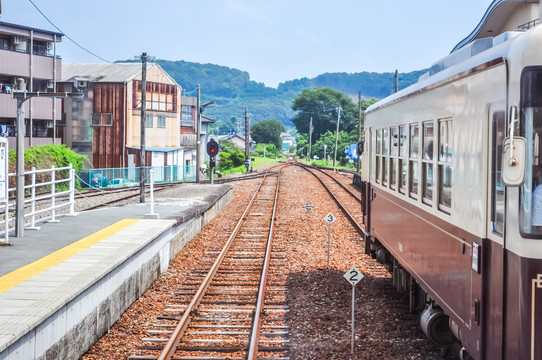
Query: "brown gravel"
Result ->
[[83, 164, 453, 360]]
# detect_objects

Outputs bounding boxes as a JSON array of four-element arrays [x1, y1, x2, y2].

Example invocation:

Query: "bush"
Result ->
[[218, 148, 245, 171], [8, 144, 90, 189]]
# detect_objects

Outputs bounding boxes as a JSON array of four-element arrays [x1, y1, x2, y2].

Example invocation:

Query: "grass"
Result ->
[[215, 155, 285, 176]]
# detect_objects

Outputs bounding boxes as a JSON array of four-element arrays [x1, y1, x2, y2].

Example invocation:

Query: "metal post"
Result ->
[[50, 166, 58, 222], [351, 285, 355, 354], [327, 223, 331, 267], [333, 107, 341, 168], [395, 69, 399, 93], [150, 169, 154, 215], [309, 116, 313, 162], [196, 85, 201, 183], [69, 166, 75, 216], [140, 52, 148, 203], [15, 79, 26, 238], [30, 167, 36, 228], [245, 105, 250, 172], [210, 163, 214, 185]]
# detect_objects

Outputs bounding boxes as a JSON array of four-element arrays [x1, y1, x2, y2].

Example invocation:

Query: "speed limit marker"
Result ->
[[344, 266, 364, 286], [324, 212, 336, 224]]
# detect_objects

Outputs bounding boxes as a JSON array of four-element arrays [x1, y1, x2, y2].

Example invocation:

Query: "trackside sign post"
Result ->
[[344, 266, 364, 354], [324, 212, 336, 266]]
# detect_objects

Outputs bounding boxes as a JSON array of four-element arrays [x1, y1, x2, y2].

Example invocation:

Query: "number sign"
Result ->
[[344, 266, 363, 286], [324, 212, 336, 224]]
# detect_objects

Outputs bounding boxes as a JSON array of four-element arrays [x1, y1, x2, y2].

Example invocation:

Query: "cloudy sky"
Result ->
[[2, 0, 492, 87]]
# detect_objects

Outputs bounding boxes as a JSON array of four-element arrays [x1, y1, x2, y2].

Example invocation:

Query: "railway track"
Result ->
[[130, 164, 290, 360], [294, 163, 392, 279], [294, 163, 364, 234]]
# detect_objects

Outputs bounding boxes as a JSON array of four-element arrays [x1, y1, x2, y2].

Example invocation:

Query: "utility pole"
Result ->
[[196, 84, 201, 183], [139, 52, 148, 203], [333, 107, 341, 168], [12, 78, 75, 237], [15, 79, 25, 238], [395, 69, 399, 93], [245, 106, 250, 172], [357, 92, 362, 172], [309, 117, 313, 161]]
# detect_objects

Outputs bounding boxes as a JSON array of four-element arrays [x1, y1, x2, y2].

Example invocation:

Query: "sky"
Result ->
[[1, 0, 493, 88]]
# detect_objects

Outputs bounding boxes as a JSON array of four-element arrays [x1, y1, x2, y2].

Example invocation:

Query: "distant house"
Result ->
[[217, 134, 255, 152], [0, 21, 63, 149], [281, 133, 296, 152], [59, 63, 184, 175]]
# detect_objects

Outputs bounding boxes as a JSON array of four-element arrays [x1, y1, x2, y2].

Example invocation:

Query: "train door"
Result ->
[[484, 103, 506, 359]]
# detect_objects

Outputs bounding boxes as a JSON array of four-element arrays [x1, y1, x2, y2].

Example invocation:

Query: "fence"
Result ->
[[0, 164, 76, 244], [78, 164, 197, 188]]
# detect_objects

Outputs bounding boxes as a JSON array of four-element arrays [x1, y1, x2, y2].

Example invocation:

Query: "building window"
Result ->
[[409, 124, 419, 198], [422, 122, 434, 204], [181, 105, 194, 126], [157, 115, 166, 128], [91, 113, 113, 126], [438, 118, 453, 211], [133, 81, 177, 112], [145, 114, 153, 128]]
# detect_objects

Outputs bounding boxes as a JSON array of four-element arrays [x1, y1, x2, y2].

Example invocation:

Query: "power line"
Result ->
[[27, 0, 111, 63]]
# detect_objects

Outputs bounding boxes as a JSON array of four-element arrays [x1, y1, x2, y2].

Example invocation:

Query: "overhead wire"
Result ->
[[27, 0, 111, 63]]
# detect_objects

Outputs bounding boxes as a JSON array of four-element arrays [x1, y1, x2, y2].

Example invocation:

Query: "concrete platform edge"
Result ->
[[0, 185, 233, 360]]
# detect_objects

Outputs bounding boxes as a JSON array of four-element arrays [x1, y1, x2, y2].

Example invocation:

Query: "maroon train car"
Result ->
[[359, 3, 542, 359]]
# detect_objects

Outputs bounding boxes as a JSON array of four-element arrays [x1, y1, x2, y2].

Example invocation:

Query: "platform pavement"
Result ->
[[0, 183, 233, 360]]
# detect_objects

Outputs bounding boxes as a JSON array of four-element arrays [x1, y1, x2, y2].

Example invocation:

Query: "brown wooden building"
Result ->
[[59, 63, 183, 169]]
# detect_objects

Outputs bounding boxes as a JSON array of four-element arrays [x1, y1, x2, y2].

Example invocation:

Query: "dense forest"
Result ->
[[145, 60, 426, 133]]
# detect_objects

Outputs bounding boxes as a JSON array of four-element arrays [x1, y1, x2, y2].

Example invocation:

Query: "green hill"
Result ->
[[155, 59, 426, 132]]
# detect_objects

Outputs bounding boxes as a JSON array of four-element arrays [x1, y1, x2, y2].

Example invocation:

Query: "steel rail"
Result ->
[[295, 163, 366, 236], [298, 163, 361, 202], [157, 167, 281, 360], [247, 165, 284, 359]]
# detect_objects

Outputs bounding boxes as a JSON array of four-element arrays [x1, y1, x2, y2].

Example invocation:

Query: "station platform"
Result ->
[[0, 184, 233, 360]]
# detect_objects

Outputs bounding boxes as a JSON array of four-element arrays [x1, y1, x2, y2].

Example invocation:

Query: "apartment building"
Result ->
[[0, 21, 63, 149]]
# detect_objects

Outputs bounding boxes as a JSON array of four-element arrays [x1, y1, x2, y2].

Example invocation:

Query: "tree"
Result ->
[[251, 119, 285, 149], [292, 87, 358, 142]]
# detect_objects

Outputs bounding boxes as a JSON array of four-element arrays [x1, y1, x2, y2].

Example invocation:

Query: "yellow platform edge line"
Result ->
[[0, 218, 141, 294]]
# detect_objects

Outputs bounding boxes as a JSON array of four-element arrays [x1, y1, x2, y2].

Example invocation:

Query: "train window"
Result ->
[[520, 68, 542, 236], [399, 125, 407, 193], [422, 122, 434, 204], [438, 119, 453, 211], [383, 128, 389, 184], [491, 111, 505, 234], [390, 127, 398, 189], [376, 129, 381, 183], [409, 124, 419, 198]]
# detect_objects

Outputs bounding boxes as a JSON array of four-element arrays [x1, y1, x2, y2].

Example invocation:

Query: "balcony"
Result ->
[[0, 93, 61, 120], [0, 48, 61, 79]]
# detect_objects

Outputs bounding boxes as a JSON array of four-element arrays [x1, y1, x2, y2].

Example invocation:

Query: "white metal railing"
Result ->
[[0, 164, 76, 243]]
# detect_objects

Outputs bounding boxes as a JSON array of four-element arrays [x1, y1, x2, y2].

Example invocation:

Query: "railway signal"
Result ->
[[207, 138, 218, 157], [207, 139, 218, 184]]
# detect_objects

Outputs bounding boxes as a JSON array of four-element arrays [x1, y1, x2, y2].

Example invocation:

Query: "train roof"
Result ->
[[367, 0, 540, 115], [365, 31, 520, 115]]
